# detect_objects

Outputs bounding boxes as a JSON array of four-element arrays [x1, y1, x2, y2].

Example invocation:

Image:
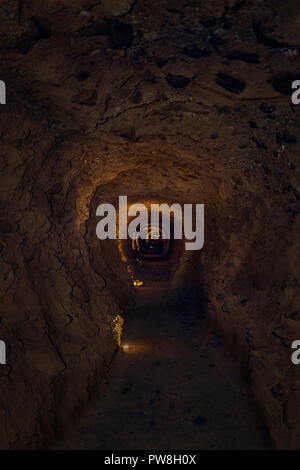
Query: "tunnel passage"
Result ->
[[118, 204, 186, 286], [132, 224, 171, 260], [0, 119, 299, 450], [0, 0, 300, 451]]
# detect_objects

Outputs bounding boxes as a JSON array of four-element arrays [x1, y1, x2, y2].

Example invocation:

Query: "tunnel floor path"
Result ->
[[52, 286, 269, 450]]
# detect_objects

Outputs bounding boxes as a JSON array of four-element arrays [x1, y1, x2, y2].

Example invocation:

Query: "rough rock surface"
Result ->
[[0, 0, 299, 449], [52, 288, 269, 450]]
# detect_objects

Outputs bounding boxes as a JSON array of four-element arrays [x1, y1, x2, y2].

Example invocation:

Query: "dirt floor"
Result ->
[[51, 286, 269, 450]]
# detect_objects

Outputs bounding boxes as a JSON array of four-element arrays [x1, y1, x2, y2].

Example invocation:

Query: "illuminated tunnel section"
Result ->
[[118, 203, 185, 286]]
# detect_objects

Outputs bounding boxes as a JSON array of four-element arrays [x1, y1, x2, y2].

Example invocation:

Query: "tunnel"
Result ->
[[0, 0, 300, 451]]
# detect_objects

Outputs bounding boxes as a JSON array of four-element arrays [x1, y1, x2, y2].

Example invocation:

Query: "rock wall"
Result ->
[[0, 0, 299, 449]]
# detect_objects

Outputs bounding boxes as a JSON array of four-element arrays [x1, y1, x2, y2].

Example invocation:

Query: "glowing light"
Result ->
[[133, 280, 144, 287], [112, 314, 124, 346], [122, 344, 130, 351]]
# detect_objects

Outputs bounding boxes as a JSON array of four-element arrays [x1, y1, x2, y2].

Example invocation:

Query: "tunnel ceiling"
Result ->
[[0, 0, 300, 450]]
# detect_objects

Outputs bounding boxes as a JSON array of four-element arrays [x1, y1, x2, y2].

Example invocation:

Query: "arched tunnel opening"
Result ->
[[0, 0, 300, 453]]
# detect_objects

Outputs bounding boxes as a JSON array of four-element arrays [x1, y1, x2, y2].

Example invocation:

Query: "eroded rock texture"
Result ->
[[0, 0, 299, 449]]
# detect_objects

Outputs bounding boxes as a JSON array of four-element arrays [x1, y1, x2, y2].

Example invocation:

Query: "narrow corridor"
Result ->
[[52, 287, 269, 450]]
